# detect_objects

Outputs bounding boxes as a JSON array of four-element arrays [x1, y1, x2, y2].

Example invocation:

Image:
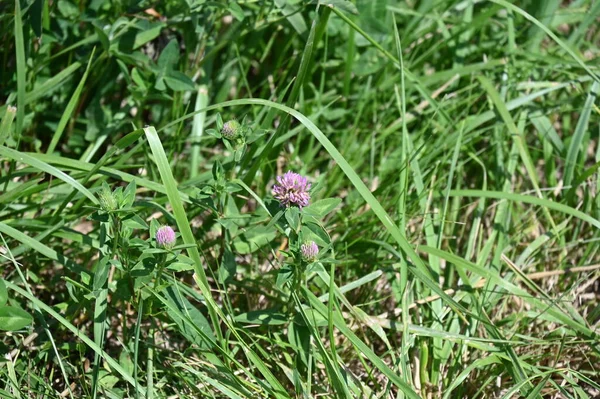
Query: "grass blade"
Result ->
[[143, 127, 219, 334], [478, 76, 556, 229], [420, 245, 596, 337], [449, 189, 600, 230], [14, 0, 26, 145], [0, 146, 98, 205], [24, 63, 82, 105], [489, 0, 599, 82], [303, 288, 420, 399], [563, 81, 599, 187], [47, 48, 96, 154], [190, 85, 208, 178]]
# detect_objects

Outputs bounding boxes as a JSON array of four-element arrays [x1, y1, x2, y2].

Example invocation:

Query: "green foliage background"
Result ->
[[0, 0, 599, 398]]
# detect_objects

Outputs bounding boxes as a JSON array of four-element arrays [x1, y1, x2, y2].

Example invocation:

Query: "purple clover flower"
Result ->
[[272, 171, 311, 208], [156, 226, 176, 249], [301, 241, 319, 262]]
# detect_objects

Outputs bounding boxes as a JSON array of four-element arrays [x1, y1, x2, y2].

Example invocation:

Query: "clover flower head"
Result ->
[[156, 226, 176, 249], [272, 171, 311, 208], [301, 241, 319, 262], [99, 185, 117, 211], [221, 120, 241, 139]]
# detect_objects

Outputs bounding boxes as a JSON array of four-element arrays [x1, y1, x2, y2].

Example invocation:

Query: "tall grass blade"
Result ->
[[489, 0, 599, 82], [47, 48, 96, 154], [0, 147, 98, 204], [564, 81, 599, 187], [14, 0, 26, 145]]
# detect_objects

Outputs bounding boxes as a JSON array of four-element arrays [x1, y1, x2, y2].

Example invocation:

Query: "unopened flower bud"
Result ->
[[221, 120, 241, 139], [99, 185, 117, 211]]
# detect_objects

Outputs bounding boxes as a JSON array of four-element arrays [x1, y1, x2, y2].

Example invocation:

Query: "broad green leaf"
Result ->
[[164, 71, 195, 92], [133, 22, 164, 49], [157, 39, 180, 70], [218, 248, 236, 283], [302, 198, 341, 218], [163, 286, 215, 349], [0, 306, 33, 331], [284, 207, 300, 231], [276, 264, 294, 289], [235, 309, 288, 326], [274, 0, 307, 35], [228, 2, 245, 21], [57, 0, 79, 18], [233, 225, 276, 254]]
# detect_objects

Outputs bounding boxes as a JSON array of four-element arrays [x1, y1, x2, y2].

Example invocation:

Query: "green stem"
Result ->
[[286, 217, 304, 313], [154, 253, 167, 290], [133, 298, 143, 399], [144, 252, 169, 398], [110, 214, 120, 258], [147, 328, 154, 399]]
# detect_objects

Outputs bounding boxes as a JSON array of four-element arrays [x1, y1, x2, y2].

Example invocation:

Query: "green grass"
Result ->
[[1, 0, 600, 398]]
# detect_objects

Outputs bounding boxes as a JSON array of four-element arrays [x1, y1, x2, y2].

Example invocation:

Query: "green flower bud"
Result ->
[[99, 185, 117, 212], [221, 120, 241, 140]]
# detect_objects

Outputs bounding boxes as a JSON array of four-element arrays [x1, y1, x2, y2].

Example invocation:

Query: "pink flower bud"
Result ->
[[156, 226, 176, 249]]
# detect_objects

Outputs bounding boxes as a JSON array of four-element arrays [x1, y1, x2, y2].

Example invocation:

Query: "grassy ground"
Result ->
[[1, 0, 599, 398]]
